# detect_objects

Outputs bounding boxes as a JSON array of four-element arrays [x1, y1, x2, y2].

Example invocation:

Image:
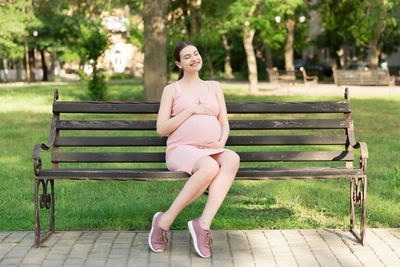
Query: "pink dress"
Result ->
[[166, 81, 226, 174]]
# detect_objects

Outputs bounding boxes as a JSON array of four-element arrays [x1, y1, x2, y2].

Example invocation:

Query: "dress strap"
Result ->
[[175, 81, 182, 94], [205, 81, 213, 94]]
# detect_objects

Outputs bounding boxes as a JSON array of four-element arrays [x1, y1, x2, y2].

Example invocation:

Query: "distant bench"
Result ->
[[333, 69, 394, 86], [268, 67, 319, 84], [267, 68, 301, 84], [33, 88, 368, 247]]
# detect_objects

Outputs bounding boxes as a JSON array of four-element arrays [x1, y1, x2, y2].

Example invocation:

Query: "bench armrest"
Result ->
[[353, 142, 368, 159], [33, 116, 58, 176], [352, 142, 368, 173], [32, 143, 52, 160], [33, 143, 53, 176]]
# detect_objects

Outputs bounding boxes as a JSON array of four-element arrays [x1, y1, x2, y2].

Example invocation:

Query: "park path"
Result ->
[[1, 79, 399, 98], [1, 228, 400, 266]]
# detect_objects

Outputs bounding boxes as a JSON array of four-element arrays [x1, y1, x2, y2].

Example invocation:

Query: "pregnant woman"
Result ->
[[148, 41, 240, 258]]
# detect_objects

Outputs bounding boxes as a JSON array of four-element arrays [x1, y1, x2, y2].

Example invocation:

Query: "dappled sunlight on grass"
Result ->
[[0, 155, 20, 165], [0, 97, 52, 113]]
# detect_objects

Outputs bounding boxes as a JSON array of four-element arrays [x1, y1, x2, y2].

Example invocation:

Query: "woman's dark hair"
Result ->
[[174, 41, 194, 80]]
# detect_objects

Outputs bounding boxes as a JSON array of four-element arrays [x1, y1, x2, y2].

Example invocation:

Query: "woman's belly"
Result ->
[[167, 115, 221, 147]]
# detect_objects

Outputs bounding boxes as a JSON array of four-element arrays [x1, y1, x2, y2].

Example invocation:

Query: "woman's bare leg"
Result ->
[[158, 156, 219, 229], [198, 150, 240, 229]]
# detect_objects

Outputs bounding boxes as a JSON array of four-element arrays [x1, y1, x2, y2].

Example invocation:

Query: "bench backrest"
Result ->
[[333, 69, 390, 86], [267, 68, 302, 82], [49, 89, 356, 169]]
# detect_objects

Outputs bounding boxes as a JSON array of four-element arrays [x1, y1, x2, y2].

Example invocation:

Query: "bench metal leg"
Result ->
[[34, 178, 55, 248], [350, 177, 367, 245]]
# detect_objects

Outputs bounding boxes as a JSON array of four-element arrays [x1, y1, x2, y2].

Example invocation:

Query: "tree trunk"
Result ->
[[265, 45, 273, 69], [49, 53, 56, 80], [264, 44, 274, 81], [222, 34, 233, 79], [28, 49, 36, 82], [206, 55, 216, 79], [190, 0, 201, 38], [2, 58, 8, 82], [143, 0, 170, 101], [243, 26, 257, 94], [368, 38, 379, 69], [242, 1, 261, 94], [284, 19, 295, 71], [24, 36, 31, 82], [16, 61, 22, 81], [40, 49, 48, 81]]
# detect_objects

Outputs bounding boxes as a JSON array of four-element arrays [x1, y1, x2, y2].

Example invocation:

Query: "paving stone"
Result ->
[[170, 231, 190, 267], [264, 230, 297, 267], [318, 229, 361, 266], [210, 231, 233, 264], [245, 230, 276, 267], [190, 253, 212, 267], [40, 259, 64, 267], [366, 229, 400, 266], [282, 230, 319, 267], [300, 229, 341, 267], [339, 230, 383, 267], [371, 228, 400, 256], [228, 231, 255, 267], [127, 233, 148, 267], [0, 233, 11, 242], [21, 247, 50, 265]]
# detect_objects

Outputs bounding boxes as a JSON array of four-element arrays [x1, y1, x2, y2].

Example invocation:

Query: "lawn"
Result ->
[[0, 82, 399, 232]]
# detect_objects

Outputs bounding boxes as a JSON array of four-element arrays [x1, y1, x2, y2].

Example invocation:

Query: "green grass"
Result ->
[[0, 82, 399, 232]]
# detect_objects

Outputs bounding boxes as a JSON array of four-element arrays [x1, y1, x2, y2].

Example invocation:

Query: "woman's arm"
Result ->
[[202, 81, 230, 148], [156, 84, 213, 137], [215, 81, 230, 146]]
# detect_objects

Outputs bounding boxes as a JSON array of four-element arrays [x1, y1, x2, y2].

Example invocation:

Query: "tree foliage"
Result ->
[[2, 0, 400, 87]]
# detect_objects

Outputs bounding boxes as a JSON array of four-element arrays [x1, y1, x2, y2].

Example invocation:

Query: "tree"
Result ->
[[351, 0, 400, 69], [255, 1, 286, 77], [202, 0, 237, 79], [226, 0, 262, 93], [143, 0, 170, 101], [76, 21, 109, 100], [0, 0, 39, 82], [0, 4, 26, 82], [315, 0, 360, 68], [269, 0, 306, 71]]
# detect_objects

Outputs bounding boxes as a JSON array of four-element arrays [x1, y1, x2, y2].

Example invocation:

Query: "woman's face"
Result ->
[[176, 45, 202, 73]]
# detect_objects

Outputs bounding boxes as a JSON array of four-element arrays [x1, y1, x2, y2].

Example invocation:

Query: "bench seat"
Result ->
[[38, 167, 364, 180]]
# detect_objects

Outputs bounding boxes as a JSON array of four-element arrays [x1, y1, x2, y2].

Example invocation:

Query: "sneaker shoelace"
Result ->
[[204, 232, 213, 248], [156, 229, 169, 248]]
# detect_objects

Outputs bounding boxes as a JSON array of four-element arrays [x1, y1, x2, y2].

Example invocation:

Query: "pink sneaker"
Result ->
[[148, 212, 169, 252], [188, 218, 213, 258]]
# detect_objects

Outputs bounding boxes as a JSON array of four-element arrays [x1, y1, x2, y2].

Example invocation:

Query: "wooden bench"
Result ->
[[333, 68, 394, 86], [300, 67, 318, 84], [33, 88, 368, 247], [267, 67, 301, 84]]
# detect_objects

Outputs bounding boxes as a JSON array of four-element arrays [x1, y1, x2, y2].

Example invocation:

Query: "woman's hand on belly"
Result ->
[[189, 104, 214, 116], [197, 140, 225, 149]]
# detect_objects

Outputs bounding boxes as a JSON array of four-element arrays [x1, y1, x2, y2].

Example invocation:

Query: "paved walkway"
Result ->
[[1, 229, 400, 266], [219, 81, 400, 97], [1, 79, 399, 98]]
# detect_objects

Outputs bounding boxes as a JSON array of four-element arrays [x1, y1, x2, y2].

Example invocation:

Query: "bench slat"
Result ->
[[56, 119, 350, 130], [38, 167, 363, 180], [239, 151, 353, 161], [53, 101, 351, 114], [53, 102, 160, 114], [55, 135, 348, 147], [227, 102, 351, 113], [52, 150, 353, 163]]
